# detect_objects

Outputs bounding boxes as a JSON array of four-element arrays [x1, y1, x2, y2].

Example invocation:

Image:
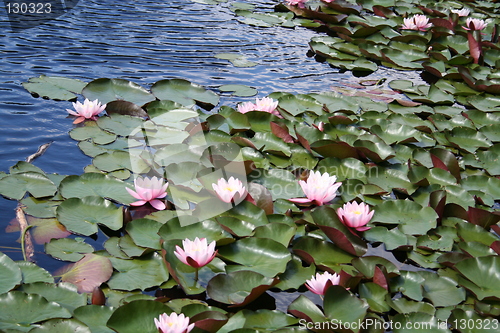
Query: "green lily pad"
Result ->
[[125, 218, 162, 250], [0, 252, 22, 294], [73, 305, 115, 333], [219, 85, 258, 97], [454, 256, 500, 300], [218, 237, 291, 277], [22, 75, 86, 101], [107, 252, 170, 291], [18, 282, 87, 312], [16, 261, 53, 284], [45, 238, 94, 262], [56, 196, 123, 236], [106, 300, 173, 333], [323, 286, 369, 324], [372, 200, 438, 235], [151, 79, 219, 109], [276, 255, 316, 291], [27, 319, 91, 333], [207, 271, 277, 306], [0, 291, 71, 332], [292, 236, 355, 268], [59, 173, 134, 204], [215, 53, 258, 68], [82, 78, 155, 105], [0, 172, 57, 200]]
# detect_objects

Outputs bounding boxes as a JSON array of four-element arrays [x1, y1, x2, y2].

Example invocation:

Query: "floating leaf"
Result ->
[[454, 256, 500, 300], [19, 282, 87, 312], [73, 305, 115, 333], [16, 261, 53, 284], [215, 53, 258, 67], [0, 291, 71, 332], [45, 238, 94, 262], [152, 79, 219, 109], [56, 196, 123, 236], [0, 252, 22, 294], [27, 318, 91, 333], [218, 237, 291, 277], [56, 254, 113, 293], [219, 84, 258, 97], [0, 172, 57, 200], [207, 271, 277, 307], [59, 173, 134, 204], [107, 252, 169, 291], [82, 78, 155, 105], [22, 75, 86, 100], [106, 300, 173, 333]]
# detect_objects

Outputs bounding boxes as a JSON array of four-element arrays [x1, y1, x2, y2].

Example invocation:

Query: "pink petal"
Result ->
[[150, 199, 166, 210]]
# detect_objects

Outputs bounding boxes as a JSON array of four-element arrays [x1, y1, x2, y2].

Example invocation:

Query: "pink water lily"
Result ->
[[126, 176, 168, 210], [237, 101, 256, 114], [174, 237, 217, 268], [285, 0, 307, 9], [464, 17, 487, 31], [305, 271, 341, 295], [236, 97, 281, 117], [212, 177, 247, 203], [402, 14, 432, 31], [154, 312, 194, 333], [66, 98, 106, 124], [337, 201, 374, 231], [451, 8, 470, 17], [254, 97, 279, 114], [289, 171, 342, 206]]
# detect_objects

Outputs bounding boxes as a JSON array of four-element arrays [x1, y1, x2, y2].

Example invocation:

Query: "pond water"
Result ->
[[0, 0, 420, 277]]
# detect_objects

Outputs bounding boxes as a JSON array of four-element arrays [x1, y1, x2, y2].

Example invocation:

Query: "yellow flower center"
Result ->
[[353, 210, 361, 215]]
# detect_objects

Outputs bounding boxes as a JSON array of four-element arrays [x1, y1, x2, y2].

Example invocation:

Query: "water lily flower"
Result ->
[[154, 312, 194, 333], [126, 176, 168, 210], [451, 8, 470, 17], [254, 97, 279, 115], [174, 237, 217, 268], [212, 176, 247, 203], [305, 271, 341, 295], [237, 101, 256, 114], [66, 98, 106, 124], [236, 97, 281, 117], [464, 17, 487, 31], [289, 171, 342, 206], [285, 0, 307, 8], [401, 14, 432, 31], [337, 201, 374, 231]]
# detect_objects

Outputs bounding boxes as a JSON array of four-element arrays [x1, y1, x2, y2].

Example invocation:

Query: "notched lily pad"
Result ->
[[22, 75, 86, 101]]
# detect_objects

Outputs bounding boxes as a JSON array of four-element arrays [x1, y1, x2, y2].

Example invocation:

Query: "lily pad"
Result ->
[[151, 79, 219, 109], [207, 271, 277, 307], [82, 78, 155, 105], [218, 237, 291, 277], [56, 254, 113, 293], [56, 196, 123, 236], [215, 53, 258, 68], [22, 75, 86, 101], [106, 300, 173, 333], [0, 252, 22, 294], [0, 291, 71, 332], [219, 84, 258, 97]]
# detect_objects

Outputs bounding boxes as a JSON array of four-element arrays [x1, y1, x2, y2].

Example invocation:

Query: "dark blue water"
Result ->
[[0, 0, 415, 269]]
